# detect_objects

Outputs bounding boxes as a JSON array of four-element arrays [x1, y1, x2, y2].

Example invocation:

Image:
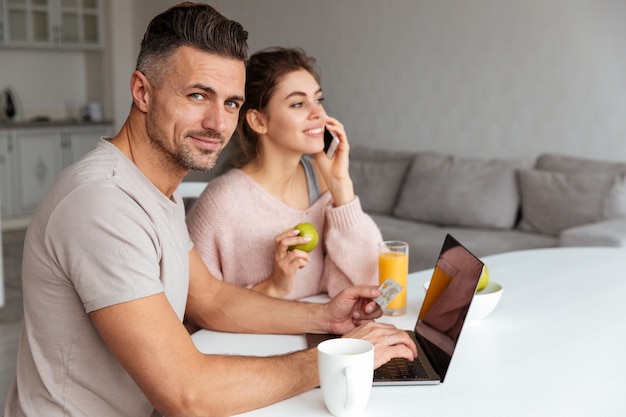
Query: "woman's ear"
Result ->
[[245, 110, 268, 135]]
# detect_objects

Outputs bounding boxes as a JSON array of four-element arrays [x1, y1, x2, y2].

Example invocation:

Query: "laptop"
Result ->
[[306, 234, 484, 386]]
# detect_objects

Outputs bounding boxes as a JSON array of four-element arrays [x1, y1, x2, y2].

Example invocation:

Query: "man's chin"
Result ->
[[188, 152, 220, 171]]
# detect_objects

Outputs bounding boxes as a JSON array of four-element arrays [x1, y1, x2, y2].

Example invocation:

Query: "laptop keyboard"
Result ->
[[374, 357, 429, 380]]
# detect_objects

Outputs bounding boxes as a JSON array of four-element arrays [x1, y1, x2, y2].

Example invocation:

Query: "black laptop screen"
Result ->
[[414, 235, 484, 381]]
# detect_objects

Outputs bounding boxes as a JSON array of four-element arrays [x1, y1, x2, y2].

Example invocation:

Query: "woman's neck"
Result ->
[[242, 152, 310, 209]]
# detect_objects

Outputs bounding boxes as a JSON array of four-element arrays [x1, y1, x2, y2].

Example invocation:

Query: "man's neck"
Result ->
[[110, 112, 188, 198]]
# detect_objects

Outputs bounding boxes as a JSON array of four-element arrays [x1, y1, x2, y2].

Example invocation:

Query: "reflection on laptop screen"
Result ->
[[415, 235, 484, 381]]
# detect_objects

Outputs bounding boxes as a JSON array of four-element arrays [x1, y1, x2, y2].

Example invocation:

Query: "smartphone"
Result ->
[[323, 127, 340, 159]]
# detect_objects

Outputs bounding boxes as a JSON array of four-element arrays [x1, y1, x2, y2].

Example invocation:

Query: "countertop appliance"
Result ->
[[1, 88, 20, 122]]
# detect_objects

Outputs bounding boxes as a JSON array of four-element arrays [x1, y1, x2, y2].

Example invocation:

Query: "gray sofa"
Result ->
[[349, 147, 626, 272], [183, 145, 626, 273]]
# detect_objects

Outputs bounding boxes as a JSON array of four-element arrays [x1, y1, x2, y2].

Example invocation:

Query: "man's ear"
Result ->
[[130, 70, 151, 113], [245, 110, 268, 135]]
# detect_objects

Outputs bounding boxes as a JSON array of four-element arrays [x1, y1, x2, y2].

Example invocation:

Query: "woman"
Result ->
[[186, 47, 382, 299]]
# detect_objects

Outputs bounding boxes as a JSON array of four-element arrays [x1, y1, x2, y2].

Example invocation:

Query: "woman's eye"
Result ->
[[316, 97, 325, 104], [291, 102, 303, 108]]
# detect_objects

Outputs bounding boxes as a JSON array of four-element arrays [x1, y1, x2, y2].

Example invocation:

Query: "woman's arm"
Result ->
[[321, 197, 383, 296]]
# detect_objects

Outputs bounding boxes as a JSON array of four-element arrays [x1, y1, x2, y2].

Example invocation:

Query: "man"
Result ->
[[4, 3, 416, 417]]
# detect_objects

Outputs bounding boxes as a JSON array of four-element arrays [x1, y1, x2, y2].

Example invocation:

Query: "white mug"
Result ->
[[317, 338, 374, 417]]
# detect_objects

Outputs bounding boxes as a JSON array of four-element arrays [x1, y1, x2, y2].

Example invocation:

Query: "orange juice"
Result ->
[[418, 265, 452, 320], [378, 251, 409, 315]]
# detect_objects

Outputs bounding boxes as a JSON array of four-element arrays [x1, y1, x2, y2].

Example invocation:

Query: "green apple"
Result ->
[[477, 265, 489, 292], [288, 222, 319, 252]]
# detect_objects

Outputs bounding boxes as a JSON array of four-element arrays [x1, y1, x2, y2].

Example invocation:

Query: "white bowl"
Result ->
[[423, 281, 503, 321]]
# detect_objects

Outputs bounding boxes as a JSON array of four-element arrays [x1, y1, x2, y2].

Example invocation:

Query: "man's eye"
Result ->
[[189, 93, 204, 100], [225, 101, 240, 110]]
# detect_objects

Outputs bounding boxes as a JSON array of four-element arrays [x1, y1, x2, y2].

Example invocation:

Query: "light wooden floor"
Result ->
[[0, 228, 26, 412]]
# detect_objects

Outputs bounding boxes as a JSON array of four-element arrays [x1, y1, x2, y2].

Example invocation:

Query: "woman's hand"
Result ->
[[251, 229, 310, 298], [313, 117, 355, 206]]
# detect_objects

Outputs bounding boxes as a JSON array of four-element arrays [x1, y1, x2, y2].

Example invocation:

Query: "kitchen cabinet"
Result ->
[[61, 125, 104, 166], [0, 123, 111, 217], [14, 128, 65, 214], [1, 0, 103, 49], [0, 192, 3, 308]]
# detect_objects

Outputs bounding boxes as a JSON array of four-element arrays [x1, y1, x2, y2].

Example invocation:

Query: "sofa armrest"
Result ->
[[559, 217, 626, 247]]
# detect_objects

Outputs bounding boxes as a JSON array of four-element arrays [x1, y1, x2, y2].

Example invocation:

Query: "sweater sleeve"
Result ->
[[319, 196, 383, 297], [185, 172, 278, 290]]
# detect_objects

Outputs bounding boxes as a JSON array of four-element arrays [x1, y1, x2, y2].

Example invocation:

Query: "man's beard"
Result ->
[[146, 115, 224, 171], [171, 140, 223, 171]]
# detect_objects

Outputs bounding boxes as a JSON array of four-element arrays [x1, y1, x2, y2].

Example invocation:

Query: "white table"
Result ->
[[192, 247, 626, 417]]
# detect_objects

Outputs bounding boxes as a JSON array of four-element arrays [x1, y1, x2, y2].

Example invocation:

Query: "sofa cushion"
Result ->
[[516, 169, 626, 236], [349, 146, 415, 214], [560, 217, 626, 247], [602, 173, 626, 219], [394, 152, 526, 229], [370, 213, 557, 272], [535, 153, 626, 175]]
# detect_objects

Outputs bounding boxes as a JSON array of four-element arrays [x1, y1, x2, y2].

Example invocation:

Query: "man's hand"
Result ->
[[322, 286, 418, 369], [344, 322, 418, 368], [324, 285, 383, 334]]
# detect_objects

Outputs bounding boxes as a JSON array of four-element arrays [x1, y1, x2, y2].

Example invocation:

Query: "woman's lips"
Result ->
[[303, 127, 324, 137]]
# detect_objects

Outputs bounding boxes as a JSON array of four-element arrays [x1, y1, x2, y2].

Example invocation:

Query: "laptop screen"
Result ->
[[414, 235, 484, 381]]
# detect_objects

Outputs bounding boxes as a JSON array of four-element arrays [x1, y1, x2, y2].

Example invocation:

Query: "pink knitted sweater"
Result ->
[[186, 169, 382, 299]]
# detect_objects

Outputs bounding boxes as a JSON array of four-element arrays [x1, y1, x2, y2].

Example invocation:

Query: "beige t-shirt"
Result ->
[[4, 139, 191, 417]]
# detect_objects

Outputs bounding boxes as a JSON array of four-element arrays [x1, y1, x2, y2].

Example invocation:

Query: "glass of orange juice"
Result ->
[[378, 241, 409, 316]]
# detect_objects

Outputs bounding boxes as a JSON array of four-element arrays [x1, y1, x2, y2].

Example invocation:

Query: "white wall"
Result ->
[[203, 0, 626, 161], [4, 0, 626, 162], [104, 0, 138, 135], [0, 49, 87, 120]]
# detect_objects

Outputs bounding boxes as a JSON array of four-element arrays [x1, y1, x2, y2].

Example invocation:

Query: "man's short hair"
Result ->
[[136, 1, 249, 86]]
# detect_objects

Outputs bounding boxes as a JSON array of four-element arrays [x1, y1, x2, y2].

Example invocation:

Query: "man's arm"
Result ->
[[185, 248, 332, 334], [185, 248, 418, 353], [90, 249, 417, 416], [90, 292, 320, 417]]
